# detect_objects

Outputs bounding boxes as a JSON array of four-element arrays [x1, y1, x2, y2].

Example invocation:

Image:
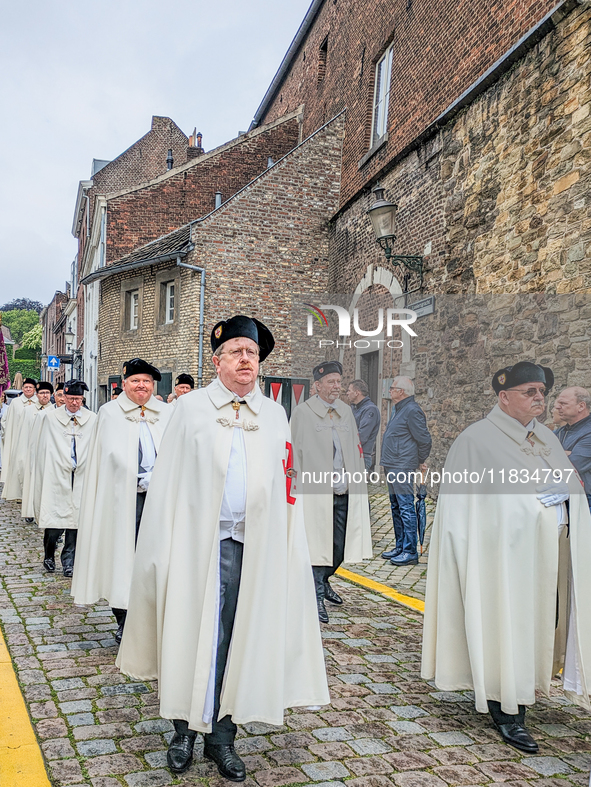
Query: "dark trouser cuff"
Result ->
[[488, 700, 526, 725], [204, 714, 237, 745]]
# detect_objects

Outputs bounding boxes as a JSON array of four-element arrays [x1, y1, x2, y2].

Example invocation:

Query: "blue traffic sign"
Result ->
[[47, 355, 60, 370]]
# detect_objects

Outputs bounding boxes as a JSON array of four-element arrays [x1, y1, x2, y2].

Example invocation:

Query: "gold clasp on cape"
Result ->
[[232, 401, 241, 420]]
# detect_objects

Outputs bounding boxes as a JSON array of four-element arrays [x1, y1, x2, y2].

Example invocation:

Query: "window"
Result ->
[[318, 36, 328, 85], [371, 45, 393, 146], [129, 290, 139, 330], [165, 282, 175, 324]]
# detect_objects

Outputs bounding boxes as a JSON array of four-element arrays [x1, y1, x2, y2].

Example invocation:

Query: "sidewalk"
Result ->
[[1, 491, 590, 787]]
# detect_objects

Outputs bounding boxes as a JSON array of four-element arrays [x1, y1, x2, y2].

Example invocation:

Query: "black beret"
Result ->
[[122, 358, 162, 382], [55, 382, 65, 391], [64, 380, 89, 396], [211, 315, 274, 362], [37, 381, 54, 393], [175, 373, 195, 388], [313, 361, 343, 381], [492, 360, 554, 394], [23, 378, 37, 386]]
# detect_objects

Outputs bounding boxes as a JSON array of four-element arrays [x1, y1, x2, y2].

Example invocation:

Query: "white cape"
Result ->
[[21, 403, 55, 518], [290, 395, 373, 565], [72, 392, 172, 609], [422, 405, 591, 712], [33, 406, 97, 529], [116, 379, 329, 731], [1, 394, 38, 499]]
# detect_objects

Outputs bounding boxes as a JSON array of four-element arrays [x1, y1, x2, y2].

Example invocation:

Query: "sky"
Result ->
[[0, 0, 311, 307]]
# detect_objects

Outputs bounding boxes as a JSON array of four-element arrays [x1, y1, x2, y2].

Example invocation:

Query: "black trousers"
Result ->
[[313, 492, 349, 585], [175, 537, 243, 746], [488, 700, 526, 725], [44, 528, 77, 570], [112, 491, 147, 627]]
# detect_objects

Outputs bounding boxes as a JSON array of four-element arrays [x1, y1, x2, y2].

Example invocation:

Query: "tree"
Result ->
[[0, 298, 44, 313], [0, 310, 40, 344], [21, 323, 42, 350]]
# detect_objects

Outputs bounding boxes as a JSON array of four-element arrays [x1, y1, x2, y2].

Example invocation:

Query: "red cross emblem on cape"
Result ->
[[283, 441, 296, 505]]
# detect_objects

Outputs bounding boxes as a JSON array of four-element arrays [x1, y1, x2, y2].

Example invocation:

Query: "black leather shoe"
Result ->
[[317, 595, 329, 623], [43, 557, 55, 572], [167, 732, 197, 773], [390, 551, 419, 566], [115, 621, 125, 645], [63, 566, 73, 578], [324, 582, 343, 605], [204, 743, 246, 782], [495, 722, 539, 753], [382, 547, 403, 559], [24, 517, 34, 523]]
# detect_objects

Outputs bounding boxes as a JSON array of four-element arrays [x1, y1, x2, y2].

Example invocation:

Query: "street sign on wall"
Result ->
[[47, 355, 60, 370]]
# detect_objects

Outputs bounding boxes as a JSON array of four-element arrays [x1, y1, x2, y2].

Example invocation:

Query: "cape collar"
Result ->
[[306, 394, 346, 419], [116, 390, 164, 416], [486, 404, 549, 447], [207, 377, 263, 415], [55, 405, 93, 427]]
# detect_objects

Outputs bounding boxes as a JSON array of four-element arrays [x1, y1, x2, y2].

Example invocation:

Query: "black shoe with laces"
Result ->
[[324, 582, 343, 605], [204, 743, 246, 782], [43, 557, 55, 573], [167, 731, 197, 773]]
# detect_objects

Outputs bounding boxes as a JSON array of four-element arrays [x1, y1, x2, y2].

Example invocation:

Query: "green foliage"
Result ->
[[5, 344, 13, 360], [1, 310, 40, 344], [14, 348, 38, 360], [20, 323, 42, 351], [8, 359, 40, 383]]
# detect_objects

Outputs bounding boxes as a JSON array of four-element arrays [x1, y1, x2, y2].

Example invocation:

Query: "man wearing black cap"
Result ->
[[34, 380, 96, 576], [171, 373, 194, 404], [110, 386, 123, 400], [117, 316, 328, 781], [291, 361, 372, 623], [422, 360, 591, 753], [21, 381, 55, 521], [1, 377, 38, 501], [73, 359, 172, 644]]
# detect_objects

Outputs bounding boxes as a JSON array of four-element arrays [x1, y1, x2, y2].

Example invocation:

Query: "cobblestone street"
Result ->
[[1, 491, 590, 787]]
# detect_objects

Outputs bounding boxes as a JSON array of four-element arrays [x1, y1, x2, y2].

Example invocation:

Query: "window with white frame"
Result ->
[[129, 290, 139, 330], [371, 45, 393, 147], [165, 281, 175, 324]]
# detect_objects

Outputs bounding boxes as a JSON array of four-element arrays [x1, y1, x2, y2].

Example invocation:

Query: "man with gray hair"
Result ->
[[347, 379, 381, 470], [380, 376, 431, 566], [555, 386, 591, 511]]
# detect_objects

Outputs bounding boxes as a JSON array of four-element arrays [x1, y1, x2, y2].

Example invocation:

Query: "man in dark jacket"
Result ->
[[347, 379, 381, 470], [380, 376, 432, 566], [555, 386, 591, 512]]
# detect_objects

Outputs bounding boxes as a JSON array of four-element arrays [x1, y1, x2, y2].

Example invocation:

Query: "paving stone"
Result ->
[[302, 761, 350, 781], [367, 684, 399, 695], [85, 752, 143, 776], [392, 774, 447, 787], [67, 712, 95, 726], [520, 757, 573, 776], [428, 748, 478, 766], [271, 732, 317, 748], [429, 692, 470, 703], [134, 719, 174, 734], [429, 732, 474, 746], [52, 677, 85, 690], [236, 735, 274, 754], [309, 742, 356, 759], [562, 753, 591, 770], [535, 723, 576, 737], [97, 707, 141, 723], [464, 744, 515, 761], [344, 639, 373, 647], [49, 758, 85, 784], [390, 706, 428, 719], [144, 750, 168, 767], [338, 673, 372, 684], [60, 699, 93, 714], [388, 721, 427, 735], [36, 717, 68, 738], [77, 739, 118, 756], [349, 738, 393, 755], [345, 757, 393, 776], [124, 772, 173, 787], [347, 777, 396, 787], [384, 752, 438, 771], [243, 721, 286, 735], [432, 765, 484, 785], [477, 761, 540, 781], [268, 747, 318, 765], [366, 655, 398, 663], [287, 713, 326, 730], [101, 681, 150, 695], [254, 766, 306, 786], [41, 737, 76, 759], [74, 722, 133, 740]]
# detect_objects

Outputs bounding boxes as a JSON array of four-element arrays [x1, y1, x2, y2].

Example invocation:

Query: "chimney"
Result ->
[[187, 128, 205, 160]]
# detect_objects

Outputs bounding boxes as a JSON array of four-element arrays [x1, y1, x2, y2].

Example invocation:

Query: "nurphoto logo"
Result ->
[[303, 303, 418, 349]]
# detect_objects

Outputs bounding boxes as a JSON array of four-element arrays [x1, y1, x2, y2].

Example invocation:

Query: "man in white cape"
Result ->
[[422, 361, 591, 754], [291, 361, 373, 623], [21, 381, 56, 521], [117, 315, 329, 781], [34, 380, 96, 576], [72, 358, 172, 644], [1, 377, 38, 500]]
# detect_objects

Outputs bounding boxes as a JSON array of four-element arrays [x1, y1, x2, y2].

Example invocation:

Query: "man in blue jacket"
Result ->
[[555, 386, 591, 512], [380, 376, 432, 566], [347, 379, 381, 470]]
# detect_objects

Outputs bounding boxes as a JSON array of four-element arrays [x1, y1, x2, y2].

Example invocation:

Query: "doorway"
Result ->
[[360, 350, 379, 405]]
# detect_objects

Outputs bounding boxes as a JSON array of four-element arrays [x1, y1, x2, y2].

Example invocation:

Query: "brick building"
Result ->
[[40, 289, 71, 385], [82, 114, 343, 403], [247, 0, 591, 459]]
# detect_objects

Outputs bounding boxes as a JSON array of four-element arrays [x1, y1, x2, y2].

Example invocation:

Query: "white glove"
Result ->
[[536, 481, 570, 507]]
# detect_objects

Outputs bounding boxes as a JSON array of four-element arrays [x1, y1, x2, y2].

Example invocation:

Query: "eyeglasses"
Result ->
[[223, 348, 259, 359], [389, 386, 404, 392], [506, 387, 547, 397]]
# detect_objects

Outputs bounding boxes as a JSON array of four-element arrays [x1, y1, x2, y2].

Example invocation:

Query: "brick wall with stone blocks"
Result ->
[[257, 0, 560, 207], [97, 114, 345, 387], [105, 114, 301, 264]]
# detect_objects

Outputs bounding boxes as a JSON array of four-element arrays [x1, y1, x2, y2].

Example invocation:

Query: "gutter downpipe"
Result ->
[[176, 257, 206, 388]]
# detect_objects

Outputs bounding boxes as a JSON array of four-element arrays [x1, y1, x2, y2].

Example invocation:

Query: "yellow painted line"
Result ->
[[336, 567, 425, 613], [0, 627, 51, 786]]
